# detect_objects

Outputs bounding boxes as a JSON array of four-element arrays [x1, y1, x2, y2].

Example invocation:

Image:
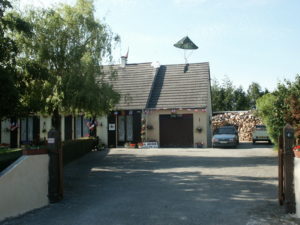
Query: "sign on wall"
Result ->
[[141, 142, 159, 148], [108, 123, 115, 131]]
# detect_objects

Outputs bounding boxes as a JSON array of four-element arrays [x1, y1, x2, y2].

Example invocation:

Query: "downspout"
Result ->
[[207, 63, 213, 147]]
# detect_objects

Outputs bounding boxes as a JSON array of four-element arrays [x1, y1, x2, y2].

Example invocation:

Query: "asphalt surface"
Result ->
[[1, 143, 300, 225]]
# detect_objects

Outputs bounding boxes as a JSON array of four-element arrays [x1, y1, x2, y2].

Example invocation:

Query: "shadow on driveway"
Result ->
[[1, 148, 298, 225]]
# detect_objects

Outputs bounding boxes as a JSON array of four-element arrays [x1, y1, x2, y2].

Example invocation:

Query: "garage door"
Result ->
[[159, 114, 193, 147]]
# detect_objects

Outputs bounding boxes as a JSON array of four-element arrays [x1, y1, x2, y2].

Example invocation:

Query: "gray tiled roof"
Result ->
[[147, 62, 210, 109], [104, 63, 158, 110]]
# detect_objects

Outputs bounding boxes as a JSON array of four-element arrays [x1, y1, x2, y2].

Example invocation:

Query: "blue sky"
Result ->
[[18, 0, 300, 91]]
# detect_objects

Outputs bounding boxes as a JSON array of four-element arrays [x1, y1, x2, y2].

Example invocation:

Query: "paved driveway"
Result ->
[[1, 143, 300, 225]]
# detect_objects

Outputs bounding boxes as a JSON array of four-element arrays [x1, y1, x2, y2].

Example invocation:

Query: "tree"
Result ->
[[0, 0, 31, 118], [256, 75, 300, 148], [247, 82, 268, 109], [211, 78, 223, 112], [14, 0, 120, 129], [211, 77, 250, 111], [211, 77, 234, 111], [233, 86, 249, 110]]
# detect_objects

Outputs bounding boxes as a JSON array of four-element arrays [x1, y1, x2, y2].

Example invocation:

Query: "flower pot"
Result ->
[[293, 146, 300, 158], [294, 150, 300, 158], [23, 148, 48, 155]]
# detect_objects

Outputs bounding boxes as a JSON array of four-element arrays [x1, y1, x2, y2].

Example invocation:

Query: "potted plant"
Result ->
[[138, 142, 144, 148], [293, 145, 300, 158], [22, 144, 48, 155], [129, 143, 136, 148], [196, 142, 203, 148]]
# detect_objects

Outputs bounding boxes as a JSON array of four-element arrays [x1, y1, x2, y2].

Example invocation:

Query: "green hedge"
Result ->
[[62, 138, 97, 165], [0, 148, 22, 172], [0, 138, 97, 171]]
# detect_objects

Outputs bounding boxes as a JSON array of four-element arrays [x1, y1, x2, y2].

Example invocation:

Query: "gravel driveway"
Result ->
[[1, 143, 300, 225]]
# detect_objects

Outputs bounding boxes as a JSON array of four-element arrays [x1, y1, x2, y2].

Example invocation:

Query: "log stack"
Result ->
[[212, 111, 263, 142]]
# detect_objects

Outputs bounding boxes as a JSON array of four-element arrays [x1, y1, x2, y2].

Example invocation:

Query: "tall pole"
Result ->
[[115, 112, 118, 148]]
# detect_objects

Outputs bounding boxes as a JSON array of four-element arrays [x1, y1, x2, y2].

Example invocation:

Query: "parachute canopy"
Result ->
[[174, 36, 198, 50]]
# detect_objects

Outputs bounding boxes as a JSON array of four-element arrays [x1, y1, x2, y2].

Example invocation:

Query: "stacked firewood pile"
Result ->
[[212, 111, 263, 141]]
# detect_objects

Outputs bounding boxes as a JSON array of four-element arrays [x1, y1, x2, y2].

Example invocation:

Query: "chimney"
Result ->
[[121, 56, 127, 68]]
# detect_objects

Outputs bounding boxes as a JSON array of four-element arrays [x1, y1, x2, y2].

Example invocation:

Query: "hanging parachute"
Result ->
[[174, 36, 198, 64]]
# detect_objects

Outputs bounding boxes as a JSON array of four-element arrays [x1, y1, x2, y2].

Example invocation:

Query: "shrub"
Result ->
[[62, 138, 97, 165], [256, 75, 300, 149], [0, 148, 22, 172]]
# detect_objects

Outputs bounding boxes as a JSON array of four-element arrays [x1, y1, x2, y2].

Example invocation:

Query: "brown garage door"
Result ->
[[159, 114, 193, 147]]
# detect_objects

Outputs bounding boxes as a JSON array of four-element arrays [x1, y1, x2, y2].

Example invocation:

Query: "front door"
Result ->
[[64, 115, 73, 141], [10, 118, 18, 148]]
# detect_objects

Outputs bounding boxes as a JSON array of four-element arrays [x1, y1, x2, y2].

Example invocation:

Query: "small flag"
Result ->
[[125, 48, 129, 58]]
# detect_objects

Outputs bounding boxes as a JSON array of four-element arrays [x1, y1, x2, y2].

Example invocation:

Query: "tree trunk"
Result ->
[[52, 108, 61, 131]]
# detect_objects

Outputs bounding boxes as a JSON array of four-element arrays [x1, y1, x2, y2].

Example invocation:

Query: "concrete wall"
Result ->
[[0, 154, 49, 222], [145, 109, 210, 147], [295, 158, 300, 218]]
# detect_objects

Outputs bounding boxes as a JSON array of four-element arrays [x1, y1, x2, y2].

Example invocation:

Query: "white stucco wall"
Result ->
[[97, 116, 108, 145], [145, 109, 209, 147], [295, 158, 300, 218], [61, 116, 65, 141], [0, 154, 49, 222], [39, 116, 52, 141]]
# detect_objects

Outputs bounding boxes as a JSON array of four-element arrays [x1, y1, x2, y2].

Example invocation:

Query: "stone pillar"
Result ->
[[283, 124, 295, 213], [47, 129, 63, 203]]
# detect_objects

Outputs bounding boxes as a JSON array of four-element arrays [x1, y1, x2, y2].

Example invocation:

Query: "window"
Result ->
[[20, 117, 34, 144], [75, 116, 90, 139], [118, 114, 133, 142], [75, 116, 82, 139], [118, 116, 125, 142], [126, 115, 133, 141]]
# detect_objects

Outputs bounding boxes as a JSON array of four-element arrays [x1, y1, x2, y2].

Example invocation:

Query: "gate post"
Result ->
[[48, 128, 63, 203], [278, 133, 284, 205], [283, 124, 295, 213]]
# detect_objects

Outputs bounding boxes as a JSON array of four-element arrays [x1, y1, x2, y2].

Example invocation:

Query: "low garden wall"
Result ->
[[0, 154, 49, 222], [0, 137, 97, 222], [295, 158, 300, 217]]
